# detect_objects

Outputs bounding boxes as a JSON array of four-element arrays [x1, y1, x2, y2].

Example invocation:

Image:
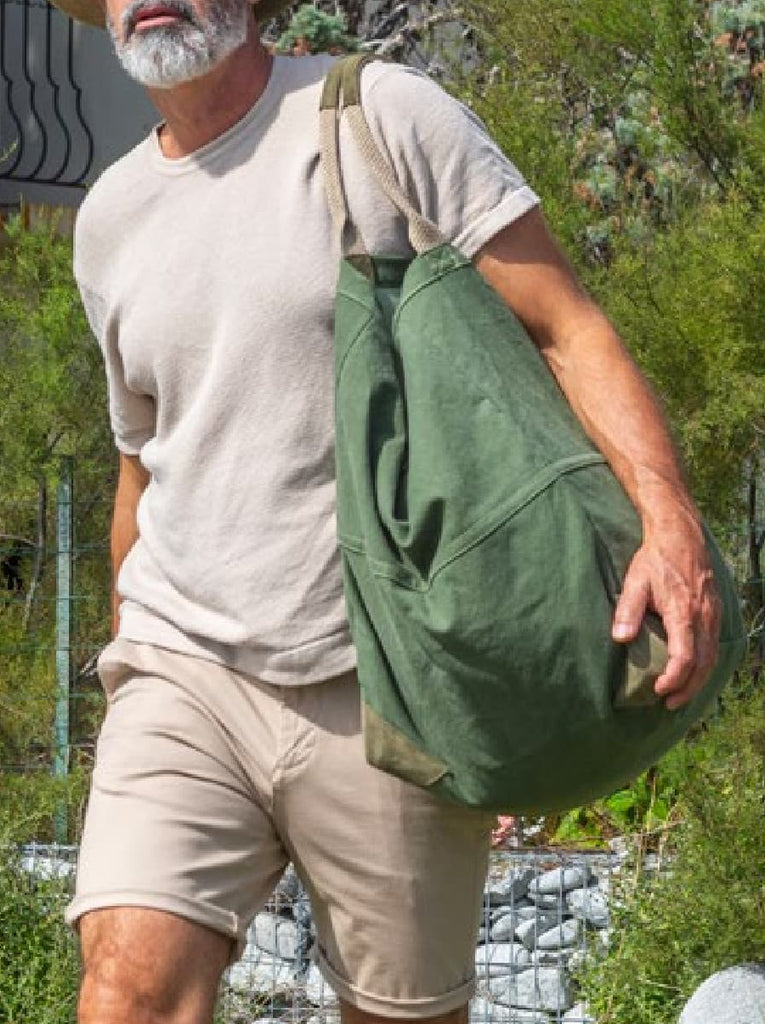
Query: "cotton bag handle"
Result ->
[[319, 54, 447, 257]]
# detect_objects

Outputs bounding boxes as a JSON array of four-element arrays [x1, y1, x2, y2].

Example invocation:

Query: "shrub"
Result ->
[[579, 683, 765, 1022], [0, 840, 79, 1023]]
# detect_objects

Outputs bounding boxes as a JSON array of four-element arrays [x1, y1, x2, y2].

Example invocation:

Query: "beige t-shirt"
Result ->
[[75, 55, 539, 684]]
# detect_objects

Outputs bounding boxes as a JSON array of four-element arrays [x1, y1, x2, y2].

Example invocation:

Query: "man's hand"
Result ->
[[613, 502, 721, 709], [475, 208, 722, 708]]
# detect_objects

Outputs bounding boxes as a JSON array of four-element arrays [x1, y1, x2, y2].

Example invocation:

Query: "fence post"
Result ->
[[54, 456, 74, 843]]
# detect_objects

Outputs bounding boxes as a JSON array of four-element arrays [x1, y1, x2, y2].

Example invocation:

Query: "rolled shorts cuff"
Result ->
[[316, 951, 477, 1020], [65, 891, 245, 960]]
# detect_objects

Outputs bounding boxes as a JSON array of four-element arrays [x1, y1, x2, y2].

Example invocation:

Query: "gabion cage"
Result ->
[[21, 843, 616, 1024]]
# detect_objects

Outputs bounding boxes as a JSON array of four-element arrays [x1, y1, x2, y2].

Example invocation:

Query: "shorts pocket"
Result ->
[[97, 639, 140, 700]]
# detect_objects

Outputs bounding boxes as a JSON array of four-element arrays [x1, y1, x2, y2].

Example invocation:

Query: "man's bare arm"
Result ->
[[475, 208, 721, 710], [111, 453, 150, 638]]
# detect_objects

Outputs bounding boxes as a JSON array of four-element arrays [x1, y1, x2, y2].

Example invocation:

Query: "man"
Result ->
[[51, 0, 720, 1020]]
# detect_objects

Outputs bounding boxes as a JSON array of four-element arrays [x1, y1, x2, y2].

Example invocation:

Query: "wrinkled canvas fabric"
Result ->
[[333, 242, 745, 814], [324, 57, 745, 814]]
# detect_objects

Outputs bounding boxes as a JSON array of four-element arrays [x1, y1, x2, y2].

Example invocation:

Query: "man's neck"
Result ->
[[148, 25, 273, 159]]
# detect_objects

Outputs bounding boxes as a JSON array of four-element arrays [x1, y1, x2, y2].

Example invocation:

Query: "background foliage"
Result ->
[[579, 685, 765, 1023], [0, 6, 763, 1017], [0, 841, 79, 1024]]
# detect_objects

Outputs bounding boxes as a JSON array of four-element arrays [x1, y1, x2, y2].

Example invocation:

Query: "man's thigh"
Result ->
[[78, 907, 230, 1024], [67, 640, 289, 950], [276, 673, 494, 1020]]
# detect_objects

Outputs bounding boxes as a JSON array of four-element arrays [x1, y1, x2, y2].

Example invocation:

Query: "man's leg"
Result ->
[[276, 672, 493, 1023], [78, 907, 231, 1024], [68, 643, 294, 1024]]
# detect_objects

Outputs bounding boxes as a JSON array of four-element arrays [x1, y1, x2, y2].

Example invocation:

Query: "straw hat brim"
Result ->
[[53, 0, 294, 30]]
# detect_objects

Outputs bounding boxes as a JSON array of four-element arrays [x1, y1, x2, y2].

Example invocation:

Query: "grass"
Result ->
[[579, 681, 765, 1023], [0, 839, 79, 1024]]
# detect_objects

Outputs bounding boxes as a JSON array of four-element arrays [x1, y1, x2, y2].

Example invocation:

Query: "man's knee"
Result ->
[[77, 907, 231, 1024]]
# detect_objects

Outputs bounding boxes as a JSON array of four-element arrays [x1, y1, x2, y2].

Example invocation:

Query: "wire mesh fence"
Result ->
[[20, 842, 621, 1024], [0, 465, 112, 734]]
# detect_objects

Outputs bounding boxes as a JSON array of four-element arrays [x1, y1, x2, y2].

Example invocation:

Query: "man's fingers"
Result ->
[[612, 569, 650, 643], [657, 594, 722, 710], [610, 537, 722, 710], [654, 618, 696, 699]]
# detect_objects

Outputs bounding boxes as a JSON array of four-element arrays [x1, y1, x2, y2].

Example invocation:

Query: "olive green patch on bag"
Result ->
[[320, 55, 746, 814]]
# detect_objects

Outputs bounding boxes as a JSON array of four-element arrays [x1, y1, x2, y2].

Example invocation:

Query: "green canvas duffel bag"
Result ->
[[320, 55, 746, 814]]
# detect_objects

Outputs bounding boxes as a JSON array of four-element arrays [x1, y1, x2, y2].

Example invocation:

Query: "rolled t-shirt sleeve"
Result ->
[[78, 283, 156, 456], [359, 64, 540, 259]]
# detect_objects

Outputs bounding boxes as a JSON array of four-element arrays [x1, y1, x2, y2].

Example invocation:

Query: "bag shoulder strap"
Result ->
[[319, 54, 446, 257]]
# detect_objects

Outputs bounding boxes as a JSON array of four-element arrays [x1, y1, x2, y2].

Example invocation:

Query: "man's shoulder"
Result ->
[[78, 137, 153, 228], [272, 53, 441, 119], [355, 59, 486, 163], [75, 137, 154, 285], [359, 60, 458, 121]]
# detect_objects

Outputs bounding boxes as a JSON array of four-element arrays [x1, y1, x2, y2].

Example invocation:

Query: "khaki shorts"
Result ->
[[67, 639, 493, 1019]]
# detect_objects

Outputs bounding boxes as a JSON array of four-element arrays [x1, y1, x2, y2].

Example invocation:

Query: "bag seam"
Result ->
[[339, 452, 605, 590]]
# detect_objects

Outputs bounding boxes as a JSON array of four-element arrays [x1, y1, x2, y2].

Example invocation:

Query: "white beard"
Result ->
[[110, 0, 250, 89]]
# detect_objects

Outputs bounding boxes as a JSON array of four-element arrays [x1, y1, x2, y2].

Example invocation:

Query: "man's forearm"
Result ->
[[111, 506, 139, 638], [110, 454, 150, 638], [475, 209, 696, 532], [535, 309, 701, 541], [476, 209, 720, 708]]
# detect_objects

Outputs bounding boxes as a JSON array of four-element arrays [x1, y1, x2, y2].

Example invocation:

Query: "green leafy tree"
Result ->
[[460, 0, 765, 249], [276, 4, 357, 54], [0, 218, 112, 787]]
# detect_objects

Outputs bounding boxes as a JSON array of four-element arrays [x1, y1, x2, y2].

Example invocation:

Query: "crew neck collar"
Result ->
[[147, 55, 286, 176]]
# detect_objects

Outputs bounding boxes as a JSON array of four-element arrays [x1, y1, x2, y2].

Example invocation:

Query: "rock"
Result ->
[[563, 1001, 595, 1022], [305, 963, 340, 1008], [679, 964, 765, 1024], [608, 835, 630, 858], [567, 949, 595, 976], [527, 893, 566, 911], [642, 853, 661, 875], [277, 920, 299, 961], [514, 904, 540, 922], [227, 954, 295, 993], [595, 928, 612, 953], [566, 887, 610, 929], [475, 942, 531, 976], [253, 912, 280, 955], [516, 913, 561, 950], [489, 915, 515, 942], [491, 912, 538, 943], [19, 851, 75, 881], [490, 967, 573, 1012], [306, 1014, 341, 1024], [486, 868, 535, 905], [536, 919, 582, 951], [275, 863, 301, 900], [250, 913, 300, 961], [469, 997, 512, 1022], [532, 948, 575, 967], [470, 997, 548, 1023], [490, 898, 535, 923], [528, 866, 592, 897]]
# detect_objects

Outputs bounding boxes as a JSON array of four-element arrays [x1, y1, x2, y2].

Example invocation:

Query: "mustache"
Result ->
[[122, 0, 200, 38]]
